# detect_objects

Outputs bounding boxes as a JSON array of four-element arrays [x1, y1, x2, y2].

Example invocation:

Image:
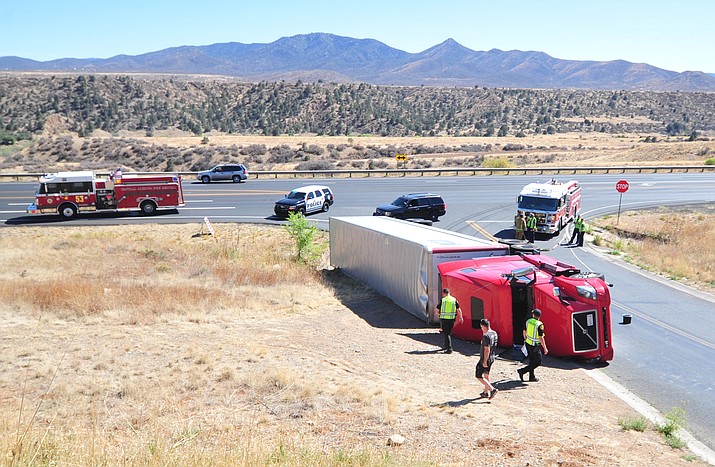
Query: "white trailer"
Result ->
[[329, 216, 509, 324]]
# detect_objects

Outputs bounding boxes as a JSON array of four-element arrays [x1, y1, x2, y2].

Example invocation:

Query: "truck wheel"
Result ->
[[201, 176, 211, 184], [232, 175, 241, 183], [58, 203, 77, 220], [140, 200, 157, 215], [322, 202, 330, 212]]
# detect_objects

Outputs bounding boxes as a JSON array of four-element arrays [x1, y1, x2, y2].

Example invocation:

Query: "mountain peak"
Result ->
[[1, 34, 713, 91]]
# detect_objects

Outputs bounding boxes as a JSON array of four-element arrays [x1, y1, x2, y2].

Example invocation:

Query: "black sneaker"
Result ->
[[480, 391, 489, 398], [529, 377, 539, 382], [517, 369, 525, 382], [489, 388, 498, 399], [445, 349, 453, 354]]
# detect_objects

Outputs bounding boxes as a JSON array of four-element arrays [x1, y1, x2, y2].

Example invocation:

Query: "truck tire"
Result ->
[[201, 176, 211, 184], [140, 200, 157, 215], [58, 203, 77, 220]]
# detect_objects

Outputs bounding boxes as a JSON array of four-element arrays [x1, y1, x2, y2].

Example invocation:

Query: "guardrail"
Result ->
[[0, 165, 713, 181]]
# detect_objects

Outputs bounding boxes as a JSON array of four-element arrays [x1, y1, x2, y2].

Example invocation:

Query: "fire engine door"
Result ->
[[510, 280, 534, 345]]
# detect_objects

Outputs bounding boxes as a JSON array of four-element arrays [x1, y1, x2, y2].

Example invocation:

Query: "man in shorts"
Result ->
[[476, 318, 499, 399]]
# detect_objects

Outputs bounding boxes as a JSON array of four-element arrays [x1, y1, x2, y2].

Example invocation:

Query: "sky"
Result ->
[[3, 0, 714, 73]]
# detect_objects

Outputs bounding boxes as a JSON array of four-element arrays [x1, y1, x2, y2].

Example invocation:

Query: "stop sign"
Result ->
[[616, 180, 629, 193]]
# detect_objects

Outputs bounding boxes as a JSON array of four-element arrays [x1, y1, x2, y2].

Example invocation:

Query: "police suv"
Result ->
[[274, 185, 334, 218]]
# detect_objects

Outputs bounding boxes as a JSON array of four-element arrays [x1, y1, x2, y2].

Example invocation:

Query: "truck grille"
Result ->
[[572, 310, 598, 352]]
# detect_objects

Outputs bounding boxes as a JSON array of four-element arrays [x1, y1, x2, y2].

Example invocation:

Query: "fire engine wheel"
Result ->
[[140, 201, 157, 215], [201, 176, 211, 184], [58, 204, 77, 220], [322, 202, 330, 212]]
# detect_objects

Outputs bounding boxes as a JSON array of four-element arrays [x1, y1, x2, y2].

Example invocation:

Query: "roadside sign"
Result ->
[[203, 216, 215, 235], [615, 180, 629, 224], [395, 154, 408, 161]]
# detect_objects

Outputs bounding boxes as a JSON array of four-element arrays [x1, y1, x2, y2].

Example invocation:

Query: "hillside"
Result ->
[[1, 73, 715, 174]]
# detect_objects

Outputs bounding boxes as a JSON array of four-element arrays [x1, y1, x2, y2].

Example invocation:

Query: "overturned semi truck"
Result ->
[[330, 216, 614, 361]]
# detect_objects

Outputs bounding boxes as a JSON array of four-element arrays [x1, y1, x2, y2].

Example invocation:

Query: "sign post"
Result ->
[[615, 180, 629, 225]]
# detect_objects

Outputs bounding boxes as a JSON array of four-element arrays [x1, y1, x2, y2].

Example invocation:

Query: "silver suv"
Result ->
[[197, 164, 248, 183]]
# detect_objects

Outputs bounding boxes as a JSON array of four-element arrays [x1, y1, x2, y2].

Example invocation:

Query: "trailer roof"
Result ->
[[331, 216, 505, 252]]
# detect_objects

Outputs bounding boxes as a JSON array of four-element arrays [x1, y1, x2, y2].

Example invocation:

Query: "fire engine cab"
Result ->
[[517, 179, 581, 234], [27, 170, 185, 220], [439, 253, 613, 361]]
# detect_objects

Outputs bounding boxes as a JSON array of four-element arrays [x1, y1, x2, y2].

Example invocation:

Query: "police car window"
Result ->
[[314, 190, 322, 198], [307, 192, 314, 199], [322, 189, 331, 196]]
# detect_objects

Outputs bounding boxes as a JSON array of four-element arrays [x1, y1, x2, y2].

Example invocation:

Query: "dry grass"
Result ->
[[0, 222, 705, 466], [591, 204, 715, 289], [0, 224, 426, 466]]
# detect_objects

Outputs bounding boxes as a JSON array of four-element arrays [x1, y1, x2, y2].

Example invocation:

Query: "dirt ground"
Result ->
[[1, 274, 706, 465]]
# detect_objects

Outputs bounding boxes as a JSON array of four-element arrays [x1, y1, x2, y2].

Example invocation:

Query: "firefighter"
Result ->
[[525, 212, 537, 243], [435, 288, 463, 354], [517, 309, 548, 382], [514, 212, 526, 240]]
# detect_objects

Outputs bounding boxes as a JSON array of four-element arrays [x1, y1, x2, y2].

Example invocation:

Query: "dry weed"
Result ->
[[593, 205, 715, 288]]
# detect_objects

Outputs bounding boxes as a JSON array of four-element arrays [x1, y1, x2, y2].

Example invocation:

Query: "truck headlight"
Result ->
[[576, 285, 597, 300]]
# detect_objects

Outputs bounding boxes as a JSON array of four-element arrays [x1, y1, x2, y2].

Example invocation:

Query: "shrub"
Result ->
[[618, 415, 648, 432], [481, 157, 513, 168], [704, 157, 715, 165]]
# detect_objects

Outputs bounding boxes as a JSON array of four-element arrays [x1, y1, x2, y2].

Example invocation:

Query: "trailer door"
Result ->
[[509, 274, 535, 345]]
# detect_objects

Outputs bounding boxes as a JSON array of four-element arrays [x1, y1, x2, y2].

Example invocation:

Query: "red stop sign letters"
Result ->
[[616, 180, 629, 193]]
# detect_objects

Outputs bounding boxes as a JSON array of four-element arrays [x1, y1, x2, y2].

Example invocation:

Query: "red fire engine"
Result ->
[[517, 179, 581, 234], [27, 170, 185, 220], [438, 253, 614, 361]]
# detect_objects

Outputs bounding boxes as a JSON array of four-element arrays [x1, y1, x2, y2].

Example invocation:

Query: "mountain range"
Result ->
[[2, 33, 714, 92]]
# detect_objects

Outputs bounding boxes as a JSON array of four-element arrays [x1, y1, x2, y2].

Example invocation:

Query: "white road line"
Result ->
[[613, 300, 715, 351], [179, 206, 236, 210]]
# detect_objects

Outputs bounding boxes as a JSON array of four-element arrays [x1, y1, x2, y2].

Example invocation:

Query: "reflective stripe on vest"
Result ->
[[440, 295, 457, 319], [527, 216, 537, 229], [525, 318, 542, 345]]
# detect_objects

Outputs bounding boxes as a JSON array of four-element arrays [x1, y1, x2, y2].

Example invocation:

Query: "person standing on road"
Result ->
[[576, 217, 587, 247], [567, 215, 583, 245], [526, 212, 537, 243], [514, 213, 526, 240], [518, 309, 548, 382], [476, 319, 499, 399], [436, 288, 463, 354]]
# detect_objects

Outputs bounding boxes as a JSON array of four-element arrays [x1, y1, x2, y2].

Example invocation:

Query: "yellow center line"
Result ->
[[465, 220, 498, 242]]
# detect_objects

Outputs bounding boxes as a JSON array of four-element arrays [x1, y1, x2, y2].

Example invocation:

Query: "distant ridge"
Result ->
[[2, 33, 714, 92]]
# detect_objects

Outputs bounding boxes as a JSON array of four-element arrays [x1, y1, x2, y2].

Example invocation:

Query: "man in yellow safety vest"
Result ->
[[435, 288, 463, 354], [525, 212, 537, 243], [517, 309, 548, 382]]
